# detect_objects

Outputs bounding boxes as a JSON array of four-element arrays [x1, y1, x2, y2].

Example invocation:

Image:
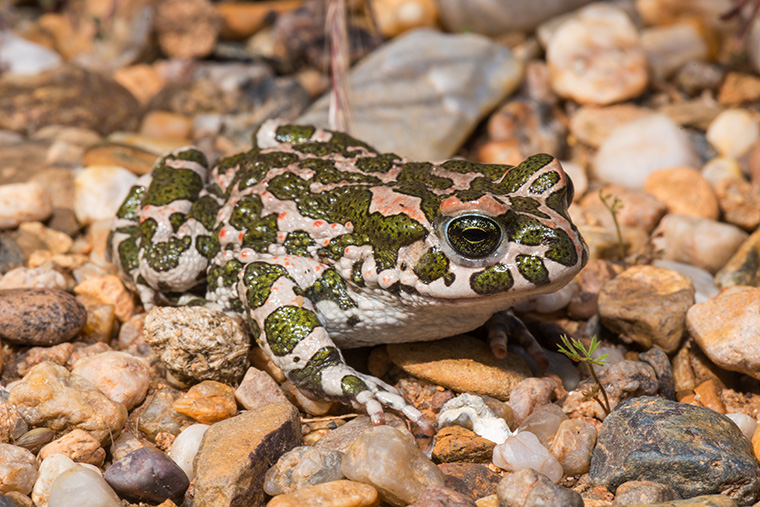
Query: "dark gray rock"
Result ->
[[0, 494, 14, 507], [0, 288, 86, 345], [104, 447, 189, 504], [591, 397, 760, 505], [497, 468, 583, 507], [639, 347, 676, 400], [0, 235, 23, 274]]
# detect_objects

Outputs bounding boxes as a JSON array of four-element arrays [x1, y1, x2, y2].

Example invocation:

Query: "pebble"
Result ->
[[0, 405, 28, 444], [70, 351, 149, 410], [47, 466, 121, 507], [216, 1, 302, 40], [725, 413, 757, 441], [653, 260, 718, 303], [171, 380, 238, 424], [8, 361, 127, 444], [718, 71, 760, 107], [590, 397, 760, 504], [594, 114, 699, 189], [0, 444, 37, 495], [168, 424, 208, 482], [0, 182, 53, 230], [38, 429, 105, 467], [298, 29, 521, 160], [0, 67, 139, 136], [234, 366, 291, 411], [0, 31, 62, 76], [104, 446, 189, 504], [497, 468, 582, 507], [569, 104, 650, 148], [516, 403, 568, 448], [598, 265, 695, 353], [264, 445, 345, 495], [508, 377, 558, 426], [640, 22, 710, 79], [31, 454, 77, 507], [135, 387, 194, 442], [643, 167, 719, 220], [313, 414, 411, 454], [439, 462, 501, 501], [144, 306, 250, 385], [193, 403, 302, 507], [686, 288, 760, 382], [268, 480, 380, 507], [409, 485, 477, 507], [578, 185, 668, 235], [714, 177, 760, 232], [81, 143, 157, 176], [614, 480, 681, 504], [73, 165, 138, 226], [15, 343, 74, 378], [341, 425, 443, 506], [139, 110, 193, 140], [436, 394, 513, 444], [154, 0, 221, 59], [109, 430, 154, 463], [563, 360, 659, 420], [437, 0, 591, 34], [651, 214, 748, 274], [431, 426, 496, 464], [492, 431, 564, 483], [387, 336, 530, 402], [372, 0, 439, 38], [706, 109, 759, 159], [0, 288, 86, 346], [0, 266, 66, 290], [638, 347, 677, 401], [548, 419, 597, 476], [546, 4, 647, 105], [715, 228, 760, 289]]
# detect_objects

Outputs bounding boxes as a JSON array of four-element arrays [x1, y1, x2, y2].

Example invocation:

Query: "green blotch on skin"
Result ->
[[529, 171, 560, 194], [169, 148, 208, 167], [142, 236, 192, 272], [413, 248, 450, 284], [399, 162, 453, 190], [116, 185, 145, 220], [351, 261, 365, 287], [221, 150, 299, 193], [289, 346, 343, 394], [142, 164, 204, 207], [207, 258, 243, 292], [510, 196, 549, 218], [342, 375, 369, 396], [545, 229, 579, 267], [499, 154, 553, 193], [470, 264, 514, 295], [356, 153, 400, 173], [188, 195, 221, 231], [441, 159, 508, 180], [117, 233, 140, 272], [516, 254, 550, 285], [283, 231, 315, 257], [275, 124, 316, 144], [242, 262, 294, 309], [169, 212, 185, 232], [264, 306, 323, 356], [139, 218, 158, 243], [502, 212, 552, 246], [303, 269, 356, 310], [229, 195, 279, 252], [545, 189, 571, 220], [195, 235, 220, 260]]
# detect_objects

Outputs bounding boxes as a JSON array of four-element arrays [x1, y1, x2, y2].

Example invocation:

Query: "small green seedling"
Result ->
[[599, 189, 626, 268], [558, 335, 611, 415]]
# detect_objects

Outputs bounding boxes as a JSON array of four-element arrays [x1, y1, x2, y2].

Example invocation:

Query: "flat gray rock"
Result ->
[[298, 29, 521, 161]]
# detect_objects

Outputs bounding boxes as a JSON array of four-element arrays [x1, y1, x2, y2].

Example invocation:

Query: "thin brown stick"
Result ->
[[327, 0, 351, 133]]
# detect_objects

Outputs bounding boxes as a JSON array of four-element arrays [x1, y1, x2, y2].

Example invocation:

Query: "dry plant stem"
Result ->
[[599, 190, 626, 268], [327, 0, 351, 132], [589, 364, 611, 414]]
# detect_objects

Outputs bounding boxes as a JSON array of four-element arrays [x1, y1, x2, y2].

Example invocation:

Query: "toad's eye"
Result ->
[[445, 215, 502, 259]]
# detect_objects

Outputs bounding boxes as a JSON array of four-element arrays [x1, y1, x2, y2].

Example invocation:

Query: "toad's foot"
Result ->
[[487, 310, 548, 369]]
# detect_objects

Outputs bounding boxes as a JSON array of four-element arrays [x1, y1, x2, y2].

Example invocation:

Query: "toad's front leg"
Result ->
[[239, 257, 433, 434]]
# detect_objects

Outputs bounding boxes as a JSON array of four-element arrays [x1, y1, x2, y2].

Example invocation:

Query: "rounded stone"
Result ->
[[267, 480, 379, 507], [590, 396, 760, 504], [71, 351, 150, 410], [264, 445, 345, 496], [104, 447, 189, 505], [0, 288, 86, 346], [0, 444, 37, 495], [643, 167, 719, 220], [0, 182, 53, 230], [74, 165, 138, 226], [171, 380, 238, 425], [497, 468, 583, 507], [48, 466, 121, 507], [706, 109, 760, 159]]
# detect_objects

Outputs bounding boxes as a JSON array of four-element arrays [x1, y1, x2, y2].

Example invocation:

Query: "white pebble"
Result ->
[[547, 4, 647, 105], [517, 404, 568, 447], [706, 109, 760, 159], [725, 413, 758, 441], [641, 23, 709, 79], [0, 443, 37, 495], [169, 423, 209, 482], [0, 267, 66, 291], [0, 182, 53, 230], [0, 30, 62, 76], [654, 260, 719, 303], [701, 157, 744, 189], [492, 431, 564, 483], [32, 454, 77, 507], [47, 465, 121, 507], [437, 394, 514, 444], [74, 166, 137, 226], [71, 351, 151, 411], [594, 114, 699, 189]]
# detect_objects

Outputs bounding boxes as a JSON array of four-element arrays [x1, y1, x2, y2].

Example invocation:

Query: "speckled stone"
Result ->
[[104, 447, 189, 504], [715, 228, 760, 288], [590, 397, 760, 504], [0, 288, 86, 345], [387, 336, 530, 402]]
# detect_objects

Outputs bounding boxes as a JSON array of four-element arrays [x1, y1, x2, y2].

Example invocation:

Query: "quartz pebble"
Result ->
[[268, 480, 380, 507], [654, 260, 718, 303], [342, 425, 445, 506], [492, 431, 563, 483], [569, 104, 650, 148], [0, 267, 66, 291], [516, 403, 568, 448], [38, 429, 105, 467], [32, 454, 77, 507], [725, 413, 757, 441], [104, 446, 189, 504], [154, 0, 221, 59], [313, 414, 411, 454], [0, 444, 37, 495], [372, 0, 438, 38], [47, 466, 121, 507], [135, 388, 194, 442], [652, 214, 748, 274], [508, 378, 557, 426], [548, 420, 597, 476], [264, 446, 346, 496], [168, 424, 208, 482], [715, 177, 760, 232], [171, 380, 238, 424], [0, 31, 62, 76], [234, 367, 291, 411], [594, 114, 699, 189], [8, 362, 127, 444], [643, 167, 719, 220], [0, 288, 86, 346], [409, 485, 477, 507], [546, 4, 647, 105], [702, 157, 743, 188], [715, 228, 760, 289], [706, 109, 760, 159], [0, 183, 53, 230], [144, 306, 250, 384], [437, 0, 592, 34], [436, 394, 513, 444], [640, 22, 710, 79], [497, 468, 582, 507], [0, 405, 28, 444], [71, 351, 150, 410], [73, 166, 137, 226]]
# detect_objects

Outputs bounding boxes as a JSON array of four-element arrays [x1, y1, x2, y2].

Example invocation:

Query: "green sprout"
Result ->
[[599, 189, 626, 268], [558, 335, 611, 415]]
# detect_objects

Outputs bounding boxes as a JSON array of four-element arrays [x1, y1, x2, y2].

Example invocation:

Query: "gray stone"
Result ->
[[299, 29, 521, 161], [104, 447, 189, 504], [264, 446, 344, 496], [0, 288, 86, 346], [590, 397, 760, 505], [613, 480, 681, 505], [134, 387, 194, 443]]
